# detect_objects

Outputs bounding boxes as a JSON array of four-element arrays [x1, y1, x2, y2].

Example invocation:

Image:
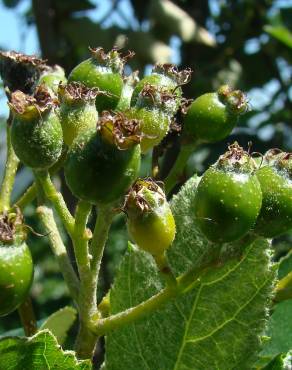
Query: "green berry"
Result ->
[[68, 47, 133, 112], [182, 85, 248, 146], [58, 82, 98, 146], [125, 179, 176, 256], [38, 65, 67, 95], [126, 83, 178, 153], [131, 63, 191, 109], [194, 143, 262, 243], [255, 151, 292, 238], [10, 86, 63, 169], [64, 111, 141, 205], [0, 210, 33, 317]]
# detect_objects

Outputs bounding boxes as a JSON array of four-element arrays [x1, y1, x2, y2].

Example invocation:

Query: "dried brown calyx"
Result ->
[[0, 208, 25, 244], [124, 178, 165, 215], [58, 82, 99, 105], [89, 47, 135, 75], [9, 84, 58, 118], [271, 151, 292, 177], [123, 70, 139, 87], [0, 50, 47, 94], [97, 111, 142, 150], [153, 63, 192, 86], [217, 142, 256, 174], [217, 85, 249, 115]]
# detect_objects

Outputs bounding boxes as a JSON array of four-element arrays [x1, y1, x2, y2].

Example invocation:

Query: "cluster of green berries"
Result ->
[[195, 143, 292, 243], [1, 46, 291, 316]]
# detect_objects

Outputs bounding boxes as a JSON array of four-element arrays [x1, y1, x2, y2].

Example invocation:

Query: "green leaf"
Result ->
[[0, 330, 91, 369], [105, 175, 276, 370], [264, 25, 292, 49], [260, 300, 292, 359], [40, 306, 77, 345], [261, 354, 284, 370], [278, 250, 292, 280]]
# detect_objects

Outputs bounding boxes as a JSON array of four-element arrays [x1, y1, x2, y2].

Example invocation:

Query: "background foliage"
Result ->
[[0, 0, 291, 367]]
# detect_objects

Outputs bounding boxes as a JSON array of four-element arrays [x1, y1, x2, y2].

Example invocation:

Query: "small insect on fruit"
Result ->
[[255, 150, 292, 238], [194, 142, 262, 243], [0, 209, 33, 317], [125, 179, 176, 257]]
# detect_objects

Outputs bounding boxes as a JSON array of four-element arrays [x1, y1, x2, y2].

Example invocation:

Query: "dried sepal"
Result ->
[[0, 50, 46, 94], [124, 178, 165, 214], [153, 63, 192, 86], [89, 46, 134, 75], [97, 111, 142, 150], [58, 82, 99, 105], [9, 84, 58, 117], [0, 208, 25, 244]]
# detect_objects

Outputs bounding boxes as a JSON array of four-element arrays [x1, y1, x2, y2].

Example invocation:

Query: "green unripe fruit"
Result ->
[[255, 151, 292, 238], [10, 86, 63, 169], [182, 85, 248, 147], [38, 65, 67, 94], [126, 106, 170, 153], [65, 111, 141, 205], [58, 82, 98, 146], [194, 143, 262, 243], [125, 179, 176, 256], [127, 83, 179, 153], [0, 210, 33, 316], [131, 63, 191, 109], [68, 47, 132, 112]]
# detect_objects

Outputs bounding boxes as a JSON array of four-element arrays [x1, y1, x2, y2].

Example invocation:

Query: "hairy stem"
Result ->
[[91, 254, 223, 336], [34, 170, 75, 237], [154, 252, 177, 288], [37, 205, 80, 302], [164, 145, 194, 195], [90, 204, 114, 284], [15, 147, 67, 210], [0, 125, 19, 212], [17, 297, 37, 337], [73, 200, 98, 359]]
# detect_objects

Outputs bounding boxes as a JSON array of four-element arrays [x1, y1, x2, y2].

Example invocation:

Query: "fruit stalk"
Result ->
[[90, 204, 114, 282], [73, 200, 98, 359], [36, 205, 80, 302], [164, 145, 195, 195], [17, 297, 37, 337], [90, 244, 230, 336], [0, 124, 19, 212], [34, 170, 75, 236]]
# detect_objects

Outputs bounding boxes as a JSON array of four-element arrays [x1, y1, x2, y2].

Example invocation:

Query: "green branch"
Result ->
[[91, 254, 222, 336], [37, 205, 80, 302], [0, 125, 19, 212]]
